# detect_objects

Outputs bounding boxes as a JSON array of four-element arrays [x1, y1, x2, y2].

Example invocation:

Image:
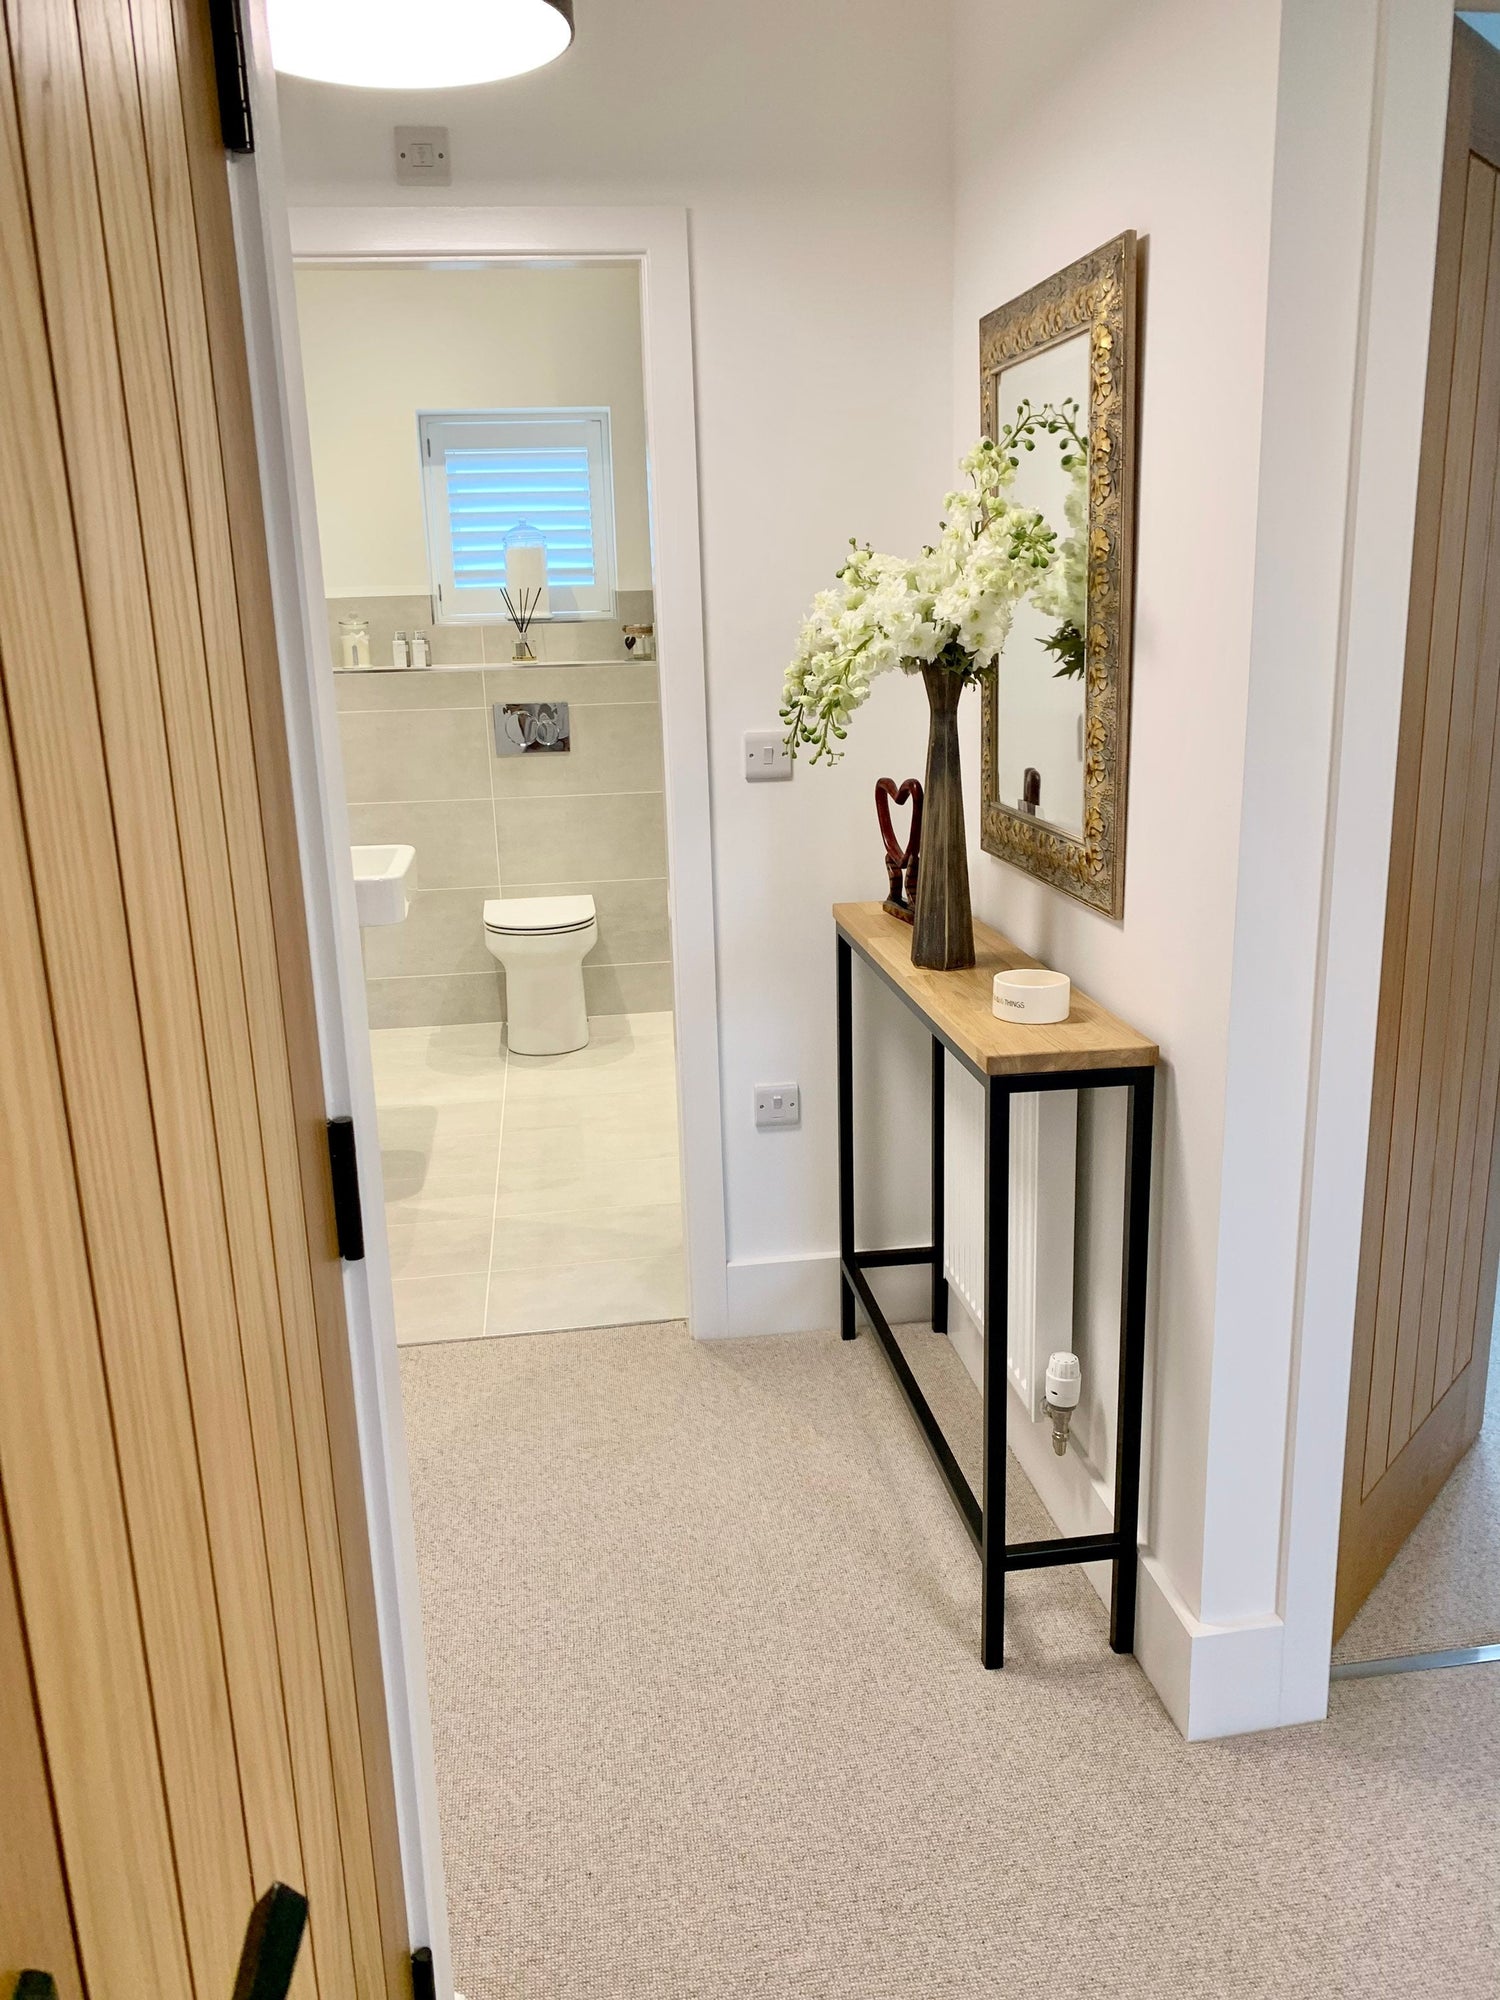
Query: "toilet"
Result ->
[[483, 894, 599, 1056]]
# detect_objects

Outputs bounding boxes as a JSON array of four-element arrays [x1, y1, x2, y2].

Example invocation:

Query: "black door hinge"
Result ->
[[411, 1946, 437, 2000], [327, 1116, 366, 1262], [208, 0, 254, 155]]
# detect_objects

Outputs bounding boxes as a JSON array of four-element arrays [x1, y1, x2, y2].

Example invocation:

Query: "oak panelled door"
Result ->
[[0, 0, 406, 1994], [1337, 22, 1500, 1637]]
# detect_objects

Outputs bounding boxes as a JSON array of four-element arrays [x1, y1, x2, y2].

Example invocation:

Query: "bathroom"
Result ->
[[297, 257, 684, 1343]]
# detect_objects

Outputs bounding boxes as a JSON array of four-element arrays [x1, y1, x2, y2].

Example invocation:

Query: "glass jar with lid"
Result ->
[[337, 616, 371, 669]]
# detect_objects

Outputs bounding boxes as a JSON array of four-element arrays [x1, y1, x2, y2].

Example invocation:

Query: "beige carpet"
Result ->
[[1335, 1344, 1500, 1663], [402, 1321, 1500, 1999]]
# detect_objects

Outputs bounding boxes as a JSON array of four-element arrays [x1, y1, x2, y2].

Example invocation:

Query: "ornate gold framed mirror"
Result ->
[[979, 231, 1138, 917]]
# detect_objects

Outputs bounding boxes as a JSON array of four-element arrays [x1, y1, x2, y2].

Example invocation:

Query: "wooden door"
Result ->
[[0, 0, 407, 1993], [1337, 21, 1500, 1637]]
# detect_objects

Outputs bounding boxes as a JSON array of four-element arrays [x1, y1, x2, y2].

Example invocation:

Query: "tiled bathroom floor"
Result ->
[[371, 1014, 685, 1343]]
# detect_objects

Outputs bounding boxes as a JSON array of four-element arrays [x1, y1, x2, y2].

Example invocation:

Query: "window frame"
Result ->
[[418, 406, 618, 624]]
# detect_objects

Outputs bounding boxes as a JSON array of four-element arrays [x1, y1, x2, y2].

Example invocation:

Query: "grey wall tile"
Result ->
[[522, 877, 670, 967], [583, 961, 675, 1016], [496, 793, 667, 885], [548, 620, 632, 662], [340, 706, 491, 803], [425, 623, 485, 666], [335, 668, 486, 712], [348, 800, 498, 890], [483, 662, 659, 706], [489, 701, 664, 799], [362, 886, 499, 979], [365, 972, 504, 1029]]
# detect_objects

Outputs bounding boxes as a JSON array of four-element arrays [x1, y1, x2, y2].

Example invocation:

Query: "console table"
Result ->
[[834, 902, 1158, 1668]]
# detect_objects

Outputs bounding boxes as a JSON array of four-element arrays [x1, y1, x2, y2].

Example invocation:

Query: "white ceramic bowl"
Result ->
[[992, 967, 1071, 1025]]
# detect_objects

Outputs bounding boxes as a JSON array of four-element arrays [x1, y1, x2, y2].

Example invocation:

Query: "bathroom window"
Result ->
[[419, 407, 618, 622]]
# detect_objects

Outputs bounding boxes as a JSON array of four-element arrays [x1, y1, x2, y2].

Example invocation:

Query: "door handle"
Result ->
[[232, 1882, 308, 2000], [10, 1884, 306, 2000]]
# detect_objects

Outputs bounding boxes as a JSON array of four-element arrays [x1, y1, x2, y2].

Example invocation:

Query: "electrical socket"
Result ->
[[754, 1082, 801, 1129]]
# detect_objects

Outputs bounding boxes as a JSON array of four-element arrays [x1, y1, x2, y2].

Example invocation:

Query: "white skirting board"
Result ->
[[724, 1252, 930, 1338]]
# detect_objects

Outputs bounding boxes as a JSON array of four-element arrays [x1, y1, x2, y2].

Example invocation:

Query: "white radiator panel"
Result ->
[[943, 1067, 1077, 1419]]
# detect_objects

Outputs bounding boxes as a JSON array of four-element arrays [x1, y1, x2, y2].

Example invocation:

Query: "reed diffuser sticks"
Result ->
[[501, 583, 545, 661]]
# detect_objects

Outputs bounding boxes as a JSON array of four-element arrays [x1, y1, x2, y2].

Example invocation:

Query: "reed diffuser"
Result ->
[[502, 540, 550, 661]]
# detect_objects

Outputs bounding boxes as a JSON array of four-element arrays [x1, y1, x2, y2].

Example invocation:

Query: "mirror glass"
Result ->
[[979, 230, 1136, 918], [992, 332, 1090, 842]]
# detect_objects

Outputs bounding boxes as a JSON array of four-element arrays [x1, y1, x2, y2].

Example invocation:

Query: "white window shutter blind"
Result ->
[[419, 409, 617, 621], [444, 448, 597, 592]]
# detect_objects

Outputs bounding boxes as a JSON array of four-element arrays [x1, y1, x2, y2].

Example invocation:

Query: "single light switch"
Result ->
[[395, 125, 452, 186], [754, 1083, 801, 1129], [744, 731, 792, 782]]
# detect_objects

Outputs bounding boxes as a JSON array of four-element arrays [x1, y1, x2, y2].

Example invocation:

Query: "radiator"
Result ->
[[943, 1066, 1077, 1420]]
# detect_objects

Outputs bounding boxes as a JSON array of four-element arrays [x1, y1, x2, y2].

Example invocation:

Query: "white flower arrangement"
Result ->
[[780, 437, 1059, 764]]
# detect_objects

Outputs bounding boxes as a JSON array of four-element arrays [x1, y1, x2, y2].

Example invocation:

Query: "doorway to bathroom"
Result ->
[[293, 247, 695, 1345]]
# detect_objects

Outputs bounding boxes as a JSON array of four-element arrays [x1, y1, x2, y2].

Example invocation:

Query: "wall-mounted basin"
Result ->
[[352, 843, 415, 926]]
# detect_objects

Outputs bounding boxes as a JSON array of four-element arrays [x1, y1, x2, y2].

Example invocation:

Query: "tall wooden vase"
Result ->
[[911, 664, 975, 970]]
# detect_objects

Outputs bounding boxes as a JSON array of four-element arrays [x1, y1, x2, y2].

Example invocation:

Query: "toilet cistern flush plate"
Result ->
[[351, 843, 415, 926]]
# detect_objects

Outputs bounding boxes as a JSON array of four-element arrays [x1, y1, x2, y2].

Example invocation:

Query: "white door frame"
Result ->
[[288, 202, 730, 1347], [231, 9, 726, 1974], [229, 18, 455, 1984], [1194, 0, 1456, 1738]]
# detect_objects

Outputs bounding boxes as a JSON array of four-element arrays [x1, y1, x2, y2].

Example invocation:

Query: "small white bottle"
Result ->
[[391, 630, 410, 671], [410, 631, 431, 670]]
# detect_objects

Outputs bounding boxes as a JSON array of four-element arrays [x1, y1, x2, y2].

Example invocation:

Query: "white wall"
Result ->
[[294, 260, 652, 594], [278, 0, 954, 1318], [950, 0, 1284, 1677]]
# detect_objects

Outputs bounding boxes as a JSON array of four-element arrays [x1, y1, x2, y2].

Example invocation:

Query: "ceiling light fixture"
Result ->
[[268, 0, 574, 91]]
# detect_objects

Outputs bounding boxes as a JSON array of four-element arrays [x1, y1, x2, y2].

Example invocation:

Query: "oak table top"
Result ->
[[834, 901, 1158, 1078]]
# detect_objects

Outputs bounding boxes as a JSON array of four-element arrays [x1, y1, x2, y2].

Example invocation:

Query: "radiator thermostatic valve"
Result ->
[[1044, 1351, 1081, 1457]]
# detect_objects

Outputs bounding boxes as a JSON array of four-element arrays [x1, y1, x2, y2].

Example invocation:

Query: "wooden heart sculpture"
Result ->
[[875, 777, 923, 923]]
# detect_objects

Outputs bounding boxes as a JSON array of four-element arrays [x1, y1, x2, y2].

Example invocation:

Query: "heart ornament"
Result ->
[[874, 777, 923, 921], [875, 777, 923, 867]]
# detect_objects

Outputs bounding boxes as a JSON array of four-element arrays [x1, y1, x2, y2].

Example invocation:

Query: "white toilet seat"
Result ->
[[483, 893, 595, 937]]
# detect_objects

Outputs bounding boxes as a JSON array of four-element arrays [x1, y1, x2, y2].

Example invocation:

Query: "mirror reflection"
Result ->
[[992, 331, 1090, 842]]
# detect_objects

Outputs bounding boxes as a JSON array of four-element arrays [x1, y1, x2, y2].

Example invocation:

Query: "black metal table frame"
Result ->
[[836, 925, 1155, 1669]]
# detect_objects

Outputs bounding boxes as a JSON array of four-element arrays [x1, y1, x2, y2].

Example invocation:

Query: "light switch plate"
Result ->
[[744, 730, 793, 782], [395, 126, 452, 186], [754, 1083, 801, 1129]]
